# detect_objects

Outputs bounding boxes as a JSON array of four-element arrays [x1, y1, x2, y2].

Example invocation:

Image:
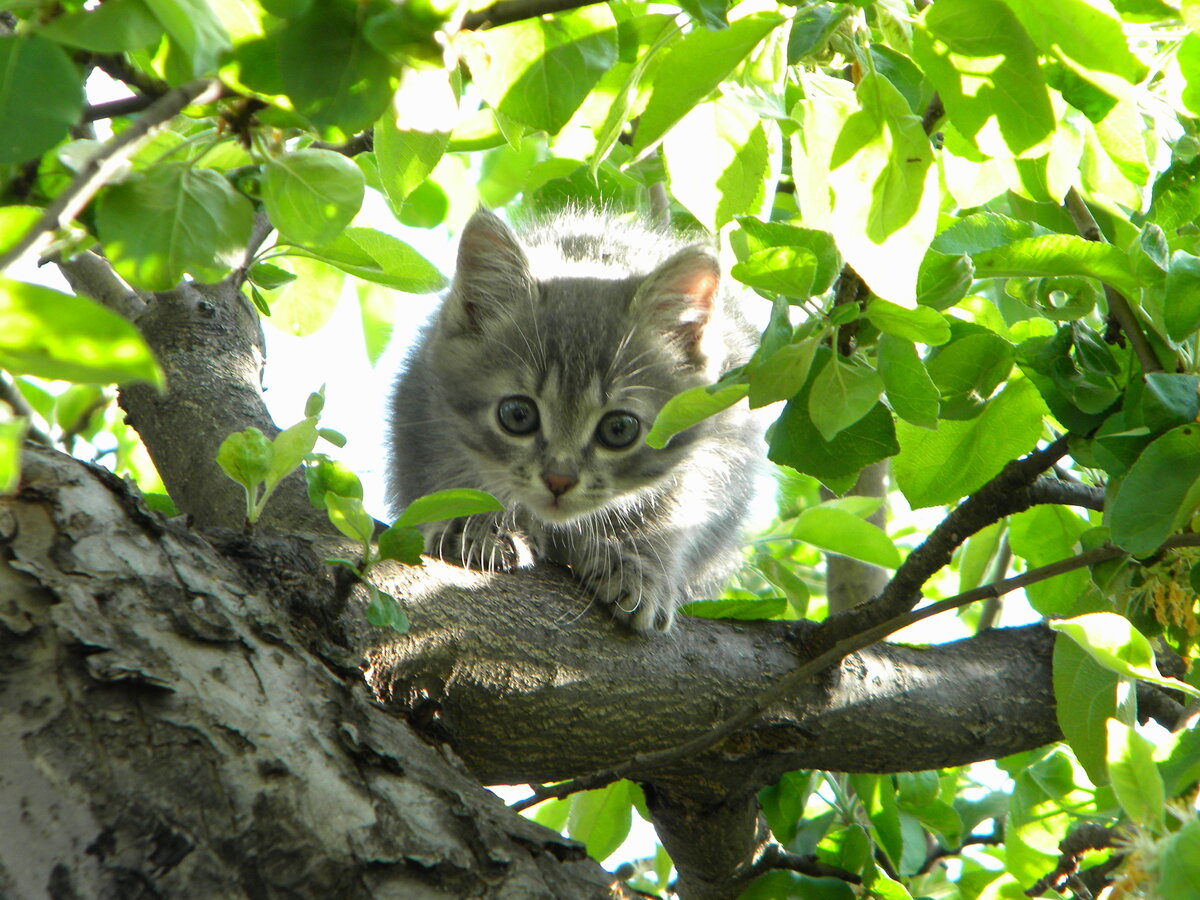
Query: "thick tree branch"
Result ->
[[0, 79, 222, 273]]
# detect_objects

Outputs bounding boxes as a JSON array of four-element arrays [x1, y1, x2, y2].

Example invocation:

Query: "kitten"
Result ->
[[386, 207, 759, 633]]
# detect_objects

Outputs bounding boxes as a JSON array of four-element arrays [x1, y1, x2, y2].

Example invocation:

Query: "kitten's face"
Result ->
[[433, 278, 707, 527]]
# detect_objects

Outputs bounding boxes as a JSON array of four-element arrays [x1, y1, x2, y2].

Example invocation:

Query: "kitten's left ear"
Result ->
[[633, 245, 721, 367]]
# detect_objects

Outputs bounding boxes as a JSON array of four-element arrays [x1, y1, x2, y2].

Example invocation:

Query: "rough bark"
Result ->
[[0, 446, 622, 899]]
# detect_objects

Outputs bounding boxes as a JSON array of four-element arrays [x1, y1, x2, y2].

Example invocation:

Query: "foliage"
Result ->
[[2, 0, 1200, 896]]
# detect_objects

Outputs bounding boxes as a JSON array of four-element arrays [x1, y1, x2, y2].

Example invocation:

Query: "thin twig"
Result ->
[[0, 79, 223, 274], [1062, 187, 1162, 373], [84, 94, 156, 122], [0, 374, 53, 445], [511, 535, 1200, 812], [461, 0, 607, 30]]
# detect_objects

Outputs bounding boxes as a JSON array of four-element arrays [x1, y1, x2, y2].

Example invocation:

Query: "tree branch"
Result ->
[[1062, 187, 1162, 373], [507, 534, 1167, 812], [823, 438, 1073, 645], [0, 79, 222, 274], [461, 0, 607, 30]]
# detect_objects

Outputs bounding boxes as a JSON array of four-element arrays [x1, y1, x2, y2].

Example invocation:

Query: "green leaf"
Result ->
[[731, 246, 817, 298], [865, 299, 951, 346], [378, 524, 425, 565], [0, 206, 40, 257], [395, 488, 504, 528], [664, 96, 772, 230], [912, 0, 1053, 158], [915, 251, 973, 310], [97, 167, 254, 291], [828, 72, 939, 306], [1163, 252, 1200, 342], [568, 780, 634, 862], [0, 280, 164, 387], [1160, 726, 1200, 798], [925, 330, 1014, 420], [632, 12, 785, 154], [768, 364, 899, 495], [807, 355, 884, 442], [38, 0, 164, 53], [1159, 820, 1200, 900], [759, 771, 812, 845], [1053, 634, 1118, 786], [268, 418, 318, 490], [263, 149, 365, 247], [1108, 424, 1200, 556], [877, 335, 940, 430], [1105, 719, 1165, 829], [646, 382, 748, 449], [0, 36, 85, 164], [142, 0, 229, 76], [290, 227, 447, 293], [1050, 612, 1200, 697], [1003, 0, 1146, 100], [730, 218, 843, 295], [462, 4, 618, 135], [217, 427, 273, 493], [1009, 505, 1089, 615], [304, 455, 363, 507], [680, 597, 789, 620], [1142, 373, 1200, 435], [971, 234, 1138, 297], [375, 109, 451, 208], [325, 492, 376, 544], [893, 378, 1046, 508], [279, 2, 393, 134], [748, 337, 819, 409], [0, 418, 27, 495], [793, 506, 901, 569], [248, 262, 297, 290], [365, 584, 410, 634]]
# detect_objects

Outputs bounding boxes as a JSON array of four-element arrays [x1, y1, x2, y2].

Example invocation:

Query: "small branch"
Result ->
[[977, 533, 1011, 631], [55, 250, 146, 320], [84, 94, 156, 122], [0, 79, 223, 274], [461, 0, 607, 29], [752, 845, 861, 884], [825, 438, 1072, 644], [1062, 187, 1162, 373], [921, 91, 945, 136], [92, 54, 168, 100], [1026, 822, 1118, 897], [920, 826, 1003, 874], [511, 536, 1200, 812], [312, 131, 374, 156], [0, 374, 53, 445]]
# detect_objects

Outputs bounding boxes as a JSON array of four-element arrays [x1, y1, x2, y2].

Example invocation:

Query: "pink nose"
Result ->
[[542, 472, 576, 497]]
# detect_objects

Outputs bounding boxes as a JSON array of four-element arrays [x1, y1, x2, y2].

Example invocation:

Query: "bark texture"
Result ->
[[0, 447, 621, 899]]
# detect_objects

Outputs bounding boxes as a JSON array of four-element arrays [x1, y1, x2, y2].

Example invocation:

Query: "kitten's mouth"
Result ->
[[533, 494, 590, 524]]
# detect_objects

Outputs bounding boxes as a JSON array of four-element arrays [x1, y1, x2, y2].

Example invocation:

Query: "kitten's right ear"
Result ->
[[444, 208, 535, 333]]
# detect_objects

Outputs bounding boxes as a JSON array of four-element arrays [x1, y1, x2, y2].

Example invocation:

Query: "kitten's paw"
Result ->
[[574, 553, 678, 633], [425, 515, 532, 572]]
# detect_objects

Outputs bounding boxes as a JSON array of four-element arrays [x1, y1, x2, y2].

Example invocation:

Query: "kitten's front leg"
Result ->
[[564, 535, 680, 633], [424, 512, 534, 572]]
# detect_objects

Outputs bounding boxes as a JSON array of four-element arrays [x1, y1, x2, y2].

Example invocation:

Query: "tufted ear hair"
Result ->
[[632, 244, 721, 367], [443, 207, 536, 333]]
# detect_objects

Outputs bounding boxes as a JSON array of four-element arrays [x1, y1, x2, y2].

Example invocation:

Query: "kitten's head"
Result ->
[[427, 208, 745, 526]]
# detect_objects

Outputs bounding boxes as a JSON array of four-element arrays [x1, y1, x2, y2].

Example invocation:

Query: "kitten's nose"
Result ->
[[542, 472, 577, 497]]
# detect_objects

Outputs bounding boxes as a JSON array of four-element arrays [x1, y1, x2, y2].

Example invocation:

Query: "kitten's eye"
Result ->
[[497, 396, 540, 435], [595, 411, 640, 449]]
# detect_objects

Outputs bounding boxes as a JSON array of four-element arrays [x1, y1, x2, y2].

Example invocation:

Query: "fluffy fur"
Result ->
[[387, 207, 759, 632]]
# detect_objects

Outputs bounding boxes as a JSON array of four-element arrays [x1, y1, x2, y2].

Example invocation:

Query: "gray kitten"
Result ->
[[386, 207, 759, 632]]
